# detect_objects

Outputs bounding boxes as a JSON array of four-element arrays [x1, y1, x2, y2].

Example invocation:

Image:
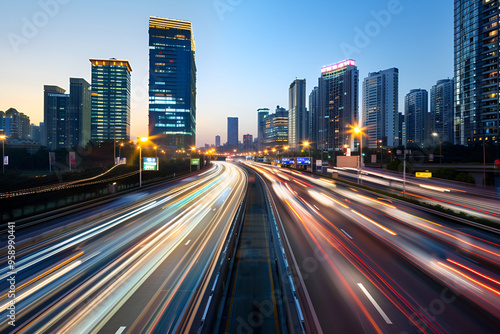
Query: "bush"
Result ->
[[454, 172, 475, 184], [387, 159, 401, 171]]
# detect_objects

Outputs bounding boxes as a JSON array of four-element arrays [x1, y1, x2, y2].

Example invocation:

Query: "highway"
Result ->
[[0, 162, 247, 334], [333, 166, 500, 225], [247, 162, 500, 333]]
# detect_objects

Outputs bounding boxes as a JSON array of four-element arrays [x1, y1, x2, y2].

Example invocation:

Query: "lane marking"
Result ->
[[357, 283, 393, 325], [185, 240, 191, 246], [115, 327, 126, 334], [341, 229, 353, 240]]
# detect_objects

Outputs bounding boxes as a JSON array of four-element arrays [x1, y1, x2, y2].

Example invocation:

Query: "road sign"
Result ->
[[143, 157, 158, 170], [281, 158, 294, 165], [297, 157, 311, 165], [416, 172, 432, 178], [191, 158, 200, 165]]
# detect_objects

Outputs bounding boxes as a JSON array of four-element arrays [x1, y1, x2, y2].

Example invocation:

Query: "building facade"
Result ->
[[454, 0, 499, 145], [430, 79, 454, 144], [309, 86, 319, 148], [405, 89, 428, 147], [263, 107, 288, 149], [44, 85, 70, 150], [215, 135, 221, 148], [362, 68, 399, 148], [148, 17, 196, 148], [227, 117, 238, 149], [243, 134, 253, 152], [289, 79, 307, 150], [0, 108, 30, 139], [257, 108, 270, 150], [69, 78, 91, 147], [319, 60, 359, 153], [90, 58, 131, 143]]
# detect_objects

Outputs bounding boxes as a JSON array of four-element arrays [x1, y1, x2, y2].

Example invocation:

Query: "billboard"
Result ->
[[143, 157, 158, 170], [281, 158, 294, 165], [297, 157, 311, 165]]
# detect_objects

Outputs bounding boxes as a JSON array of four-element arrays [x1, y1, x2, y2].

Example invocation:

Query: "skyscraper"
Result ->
[[243, 134, 253, 152], [319, 60, 359, 153], [309, 86, 319, 148], [362, 68, 399, 148], [227, 117, 238, 149], [1, 108, 30, 139], [215, 135, 221, 148], [90, 58, 131, 143], [257, 108, 270, 150], [405, 89, 428, 147], [264, 107, 288, 149], [69, 78, 91, 147], [289, 79, 307, 150], [148, 17, 196, 148], [454, 0, 499, 145], [44, 85, 69, 150], [430, 79, 454, 144]]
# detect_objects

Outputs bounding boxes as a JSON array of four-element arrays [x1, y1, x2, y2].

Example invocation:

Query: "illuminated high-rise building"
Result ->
[[289, 79, 307, 150], [454, 0, 499, 145], [90, 58, 131, 143], [257, 108, 270, 150], [362, 68, 399, 148], [148, 16, 196, 148], [227, 117, 238, 149], [405, 89, 428, 147], [431, 79, 454, 144], [319, 60, 359, 153]]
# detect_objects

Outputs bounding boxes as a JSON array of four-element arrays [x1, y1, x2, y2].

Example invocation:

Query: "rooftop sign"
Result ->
[[321, 60, 356, 74]]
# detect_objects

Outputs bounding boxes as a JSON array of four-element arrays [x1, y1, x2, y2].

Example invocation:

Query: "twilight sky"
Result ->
[[0, 0, 453, 147]]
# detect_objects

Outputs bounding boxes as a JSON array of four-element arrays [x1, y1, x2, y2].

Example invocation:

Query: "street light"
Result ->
[[353, 127, 363, 184], [138, 137, 148, 187], [118, 143, 124, 163], [0, 135, 6, 174], [432, 132, 442, 164], [303, 141, 310, 171]]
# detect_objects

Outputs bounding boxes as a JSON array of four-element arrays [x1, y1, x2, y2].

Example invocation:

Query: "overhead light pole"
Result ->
[[353, 127, 363, 184], [432, 132, 441, 164], [0, 135, 6, 174], [138, 137, 148, 187]]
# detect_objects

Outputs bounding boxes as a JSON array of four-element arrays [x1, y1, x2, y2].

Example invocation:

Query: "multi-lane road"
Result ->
[[1, 159, 500, 333], [0, 162, 246, 333], [247, 162, 500, 333]]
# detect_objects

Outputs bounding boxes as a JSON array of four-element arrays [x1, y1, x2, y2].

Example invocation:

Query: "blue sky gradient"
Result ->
[[0, 0, 453, 146]]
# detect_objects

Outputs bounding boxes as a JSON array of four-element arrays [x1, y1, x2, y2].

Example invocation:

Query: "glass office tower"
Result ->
[[319, 60, 359, 152], [362, 68, 399, 148], [454, 0, 499, 145], [289, 79, 307, 150], [148, 16, 196, 148], [90, 58, 131, 143]]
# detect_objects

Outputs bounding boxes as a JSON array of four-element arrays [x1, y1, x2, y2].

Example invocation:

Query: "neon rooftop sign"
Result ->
[[321, 59, 356, 73]]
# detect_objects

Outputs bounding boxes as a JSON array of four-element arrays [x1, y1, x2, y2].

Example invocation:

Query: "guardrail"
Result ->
[[255, 172, 307, 333], [176, 168, 249, 334]]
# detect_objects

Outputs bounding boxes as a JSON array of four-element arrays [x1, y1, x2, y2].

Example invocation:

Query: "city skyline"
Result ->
[[0, 0, 453, 146]]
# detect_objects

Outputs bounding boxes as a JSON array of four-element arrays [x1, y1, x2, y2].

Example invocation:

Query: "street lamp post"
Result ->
[[303, 142, 310, 171], [353, 128, 363, 184], [118, 143, 124, 163], [0, 135, 6, 174], [483, 137, 486, 187], [139, 137, 148, 187], [432, 132, 441, 164]]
